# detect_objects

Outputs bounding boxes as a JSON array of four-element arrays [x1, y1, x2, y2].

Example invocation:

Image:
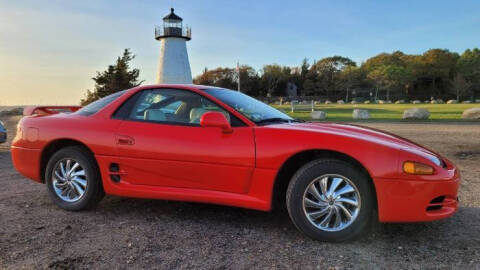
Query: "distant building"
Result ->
[[286, 82, 298, 98], [155, 8, 192, 84], [290, 67, 301, 75]]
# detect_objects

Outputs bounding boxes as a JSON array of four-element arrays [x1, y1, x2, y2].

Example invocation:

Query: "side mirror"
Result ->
[[200, 111, 233, 133]]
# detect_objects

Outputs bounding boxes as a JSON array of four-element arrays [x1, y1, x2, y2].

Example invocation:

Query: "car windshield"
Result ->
[[76, 90, 127, 116], [204, 88, 294, 124]]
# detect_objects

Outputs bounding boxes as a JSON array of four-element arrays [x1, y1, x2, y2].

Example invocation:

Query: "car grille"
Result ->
[[426, 196, 458, 212]]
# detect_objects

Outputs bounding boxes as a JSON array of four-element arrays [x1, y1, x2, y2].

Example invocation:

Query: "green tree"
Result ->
[[363, 51, 407, 73], [420, 49, 459, 97], [341, 66, 366, 101], [191, 48, 480, 101], [309, 56, 356, 99], [81, 49, 142, 105], [363, 51, 421, 100], [194, 66, 261, 95], [238, 65, 261, 96], [367, 68, 386, 100], [260, 65, 291, 97], [367, 64, 413, 101], [451, 74, 472, 101], [457, 48, 480, 99]]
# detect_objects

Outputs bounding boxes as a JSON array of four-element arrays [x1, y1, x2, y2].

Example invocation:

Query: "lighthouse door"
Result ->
[[112, 88, 255, 194]]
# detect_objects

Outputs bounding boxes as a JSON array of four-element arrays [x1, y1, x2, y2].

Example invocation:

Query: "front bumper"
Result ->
[[374, 168, 460, 222]]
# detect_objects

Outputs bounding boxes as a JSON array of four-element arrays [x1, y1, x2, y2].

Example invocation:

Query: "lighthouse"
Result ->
[[155, 8, 192, 84]]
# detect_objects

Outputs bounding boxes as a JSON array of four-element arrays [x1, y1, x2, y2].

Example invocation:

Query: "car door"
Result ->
[[112, 88, 255, 194]]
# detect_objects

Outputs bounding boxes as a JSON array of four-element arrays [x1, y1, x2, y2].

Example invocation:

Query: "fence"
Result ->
[[256, 88, 468, 104], [290, 100, 315, 112]]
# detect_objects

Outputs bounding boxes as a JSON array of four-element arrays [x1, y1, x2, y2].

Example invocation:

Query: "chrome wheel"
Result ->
[[52, 159, 87, 203], [302, 174, 361, 232]]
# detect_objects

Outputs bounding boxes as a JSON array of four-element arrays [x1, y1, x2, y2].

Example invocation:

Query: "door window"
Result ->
[[115, 89, 244, 126]]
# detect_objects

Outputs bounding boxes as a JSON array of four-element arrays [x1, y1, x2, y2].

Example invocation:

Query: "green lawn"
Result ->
[[272, 103, 480, 122]]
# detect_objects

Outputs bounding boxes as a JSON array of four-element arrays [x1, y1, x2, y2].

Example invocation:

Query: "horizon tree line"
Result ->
[[194, 48, 480, 102], [81, 48, 480, 105]]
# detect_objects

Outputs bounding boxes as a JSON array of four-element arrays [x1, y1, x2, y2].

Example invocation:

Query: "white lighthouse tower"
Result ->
[[155, 8, 192, 84]]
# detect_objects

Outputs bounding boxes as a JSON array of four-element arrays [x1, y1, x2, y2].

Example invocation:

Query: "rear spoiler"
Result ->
[[23, 106, 82, 116]]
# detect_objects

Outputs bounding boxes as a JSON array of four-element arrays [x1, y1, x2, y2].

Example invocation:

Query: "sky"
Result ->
[[0, 0, 479, 105]]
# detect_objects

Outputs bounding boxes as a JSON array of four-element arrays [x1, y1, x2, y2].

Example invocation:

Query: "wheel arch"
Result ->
[[271, 149, 378, 212], [39, 138, 96, 183]]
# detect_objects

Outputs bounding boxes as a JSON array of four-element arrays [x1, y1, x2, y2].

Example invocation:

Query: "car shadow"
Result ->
[[94, 196, 480, 244]]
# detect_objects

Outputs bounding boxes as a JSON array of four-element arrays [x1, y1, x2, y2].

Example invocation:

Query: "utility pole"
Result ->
[[236, 61, 241, 92]]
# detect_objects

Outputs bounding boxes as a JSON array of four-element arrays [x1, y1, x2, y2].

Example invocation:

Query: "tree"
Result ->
[[309, 56, 356, 99], [367, 64, 413, 101], [193, 67, 237, 89], [300, 58, 310, 80], [457, 48, 480, 99], [81, 49, 142, 105], [420, 49, 459, 97], [260, 65, 291, 97], [341, 66, 365, 102], [363, 51, 407, 73], [192, 48, 480, 101], [451, 74, 472, 101], [193, 67, 214, 85], [238, 65, 261, 96], [193, 66, 261, 95], [367, 68, 386, 101]]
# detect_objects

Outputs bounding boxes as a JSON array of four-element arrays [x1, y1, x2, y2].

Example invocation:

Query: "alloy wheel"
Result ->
[[52, 159, 88, 203], [302, 174, 361, 232]]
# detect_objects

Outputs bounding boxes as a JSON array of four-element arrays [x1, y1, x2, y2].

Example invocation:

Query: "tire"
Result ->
[[45, 146, 104, 211], [286, 159, 374, 242]]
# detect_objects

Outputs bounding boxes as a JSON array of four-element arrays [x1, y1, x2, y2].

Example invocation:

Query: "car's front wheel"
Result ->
[[45, 146, 104, 211], [286, 159, 374, 242]]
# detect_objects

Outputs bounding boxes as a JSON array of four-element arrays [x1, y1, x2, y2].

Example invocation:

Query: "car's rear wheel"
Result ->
[[286, 159, 374, 242], [45, 146, 104, 211]]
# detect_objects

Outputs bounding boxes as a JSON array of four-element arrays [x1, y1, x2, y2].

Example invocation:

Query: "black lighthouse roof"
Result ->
[[163, 8, 182, 21]]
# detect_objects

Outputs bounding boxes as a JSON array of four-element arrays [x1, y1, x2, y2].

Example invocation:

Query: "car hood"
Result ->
[[267, 122, 439, 156]]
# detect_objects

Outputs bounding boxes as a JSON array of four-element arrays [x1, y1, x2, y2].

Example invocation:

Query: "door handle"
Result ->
[[115, 135, 135, 145]]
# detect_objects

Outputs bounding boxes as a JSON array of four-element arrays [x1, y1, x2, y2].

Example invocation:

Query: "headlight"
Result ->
[[403, 161, 435, 175], [425, 155, 442, 166]]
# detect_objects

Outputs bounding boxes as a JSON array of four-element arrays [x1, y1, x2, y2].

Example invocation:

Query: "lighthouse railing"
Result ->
[[155, 25, 191, 39]]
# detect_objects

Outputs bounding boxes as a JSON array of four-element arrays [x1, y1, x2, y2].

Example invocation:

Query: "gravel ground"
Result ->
[[0, 116, 479, 269]]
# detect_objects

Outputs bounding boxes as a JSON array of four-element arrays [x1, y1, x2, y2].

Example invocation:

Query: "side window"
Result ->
[[76, 90, 126, 116], [116, 89, 245, 127]]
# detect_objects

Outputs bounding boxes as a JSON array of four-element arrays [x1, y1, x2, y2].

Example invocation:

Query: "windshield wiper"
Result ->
[[291, 119, 305, 123], [255, 118, 293, 125]]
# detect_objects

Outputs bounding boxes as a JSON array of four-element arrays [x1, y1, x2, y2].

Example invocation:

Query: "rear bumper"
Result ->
[[374, 170, 460, 222], [11, 146, 42, 182]]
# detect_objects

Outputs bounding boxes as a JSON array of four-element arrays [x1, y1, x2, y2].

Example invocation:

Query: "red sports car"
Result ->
[[12, 85, 460, 241]]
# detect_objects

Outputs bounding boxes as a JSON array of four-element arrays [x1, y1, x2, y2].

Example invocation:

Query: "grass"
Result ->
[[272, 103, 480, 122]]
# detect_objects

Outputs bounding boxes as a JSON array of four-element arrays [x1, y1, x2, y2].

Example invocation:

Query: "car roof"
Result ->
[[132, 84, 227, 92]]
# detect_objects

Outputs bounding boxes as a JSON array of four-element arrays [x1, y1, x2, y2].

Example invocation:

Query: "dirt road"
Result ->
[[1, 116, 479, 269]]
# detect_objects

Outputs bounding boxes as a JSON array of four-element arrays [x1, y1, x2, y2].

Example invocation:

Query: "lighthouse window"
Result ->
[[165, 22, 181, 28]]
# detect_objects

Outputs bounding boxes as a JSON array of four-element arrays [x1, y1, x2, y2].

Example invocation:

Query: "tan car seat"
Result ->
[[144, 109, 167, 122]]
